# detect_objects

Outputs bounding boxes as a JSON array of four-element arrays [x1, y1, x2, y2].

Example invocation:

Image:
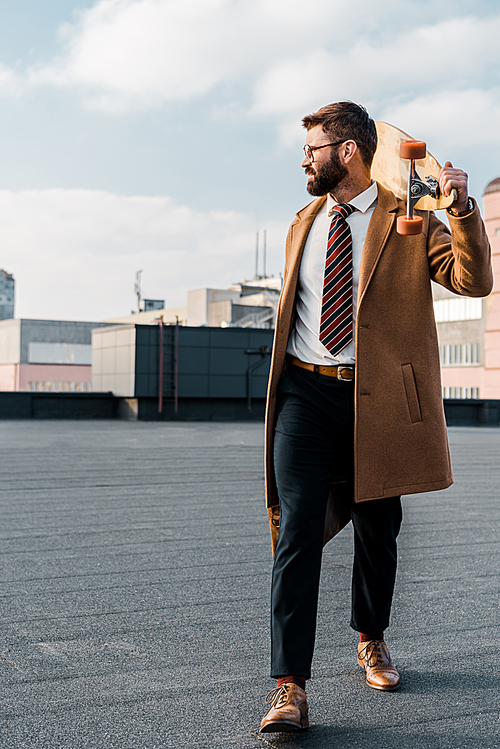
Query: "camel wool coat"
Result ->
[[265, 184, 493, 551]]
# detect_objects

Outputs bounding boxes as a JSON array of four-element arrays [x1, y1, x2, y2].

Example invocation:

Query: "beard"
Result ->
[[305, 149, 348, 196]]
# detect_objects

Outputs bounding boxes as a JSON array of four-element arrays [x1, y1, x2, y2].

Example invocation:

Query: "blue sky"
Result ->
[[1, 0, 499, 320]]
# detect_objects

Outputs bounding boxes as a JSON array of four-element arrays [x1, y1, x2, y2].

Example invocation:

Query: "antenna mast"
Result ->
[[263, 229, 267, 278], [135, 270, 142, 313], [255, 232, 259, 279]]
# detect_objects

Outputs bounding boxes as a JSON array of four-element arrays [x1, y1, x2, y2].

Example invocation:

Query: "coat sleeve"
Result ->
[[426, 200, 493, 297]]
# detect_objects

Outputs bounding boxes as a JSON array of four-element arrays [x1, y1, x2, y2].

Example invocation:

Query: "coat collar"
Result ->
[[294, 195, 327, 223]]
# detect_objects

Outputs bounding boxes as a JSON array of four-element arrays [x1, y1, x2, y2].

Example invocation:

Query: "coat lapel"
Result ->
[[286, 197, 326, 288], [358, 183, 398, 307]]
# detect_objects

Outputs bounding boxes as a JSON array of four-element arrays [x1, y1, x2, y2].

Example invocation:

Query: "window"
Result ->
[[28, 381, 92, 392], [433, 297, 483, 322], [442, 387, 479, 399], [28, 342, 92, 365], [439, 343, 480, 366]]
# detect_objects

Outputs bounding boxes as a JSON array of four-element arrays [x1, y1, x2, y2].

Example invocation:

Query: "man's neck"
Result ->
[[330, 175, 372, 204]]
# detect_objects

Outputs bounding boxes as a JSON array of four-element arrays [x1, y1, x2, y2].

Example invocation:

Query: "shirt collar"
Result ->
[[326, 180, 378, 215]]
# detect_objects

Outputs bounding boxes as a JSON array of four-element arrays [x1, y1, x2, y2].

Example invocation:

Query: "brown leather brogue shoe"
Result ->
[[357, 640, 401, 691], [260, 683, 309, 733]]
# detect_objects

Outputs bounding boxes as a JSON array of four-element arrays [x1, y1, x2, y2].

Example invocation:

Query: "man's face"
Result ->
[[302, 124, 348, 196]]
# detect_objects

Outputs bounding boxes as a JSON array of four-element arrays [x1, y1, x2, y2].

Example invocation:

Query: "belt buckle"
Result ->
[[337, 366, 354, 382]]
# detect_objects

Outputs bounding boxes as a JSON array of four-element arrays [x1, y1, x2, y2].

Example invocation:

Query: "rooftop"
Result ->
[[483, 176, 500, 195], [0, 421, 498, 748]]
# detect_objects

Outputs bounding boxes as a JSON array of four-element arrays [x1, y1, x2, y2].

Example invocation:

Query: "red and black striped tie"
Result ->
[[319, 203, 356, 356]]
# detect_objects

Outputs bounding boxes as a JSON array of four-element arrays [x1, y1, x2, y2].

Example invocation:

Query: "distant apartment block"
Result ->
[[0, 318, 114, 392], [436, 177, 500, 399], [0, 269, 14, 320]]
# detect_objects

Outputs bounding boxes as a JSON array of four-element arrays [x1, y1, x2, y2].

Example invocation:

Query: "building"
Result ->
[[139, 299, 165, 312], [0, 269, 14, 320], [92, 324, 273, 419], [0, 318, 114, 392], [188, 278, 281, 328], [101, 276, 282, 330], [436, 177, 500, 398], [101, 306, 188, 327]]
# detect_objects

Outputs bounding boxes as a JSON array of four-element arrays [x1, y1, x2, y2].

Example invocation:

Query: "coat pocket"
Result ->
[[401, 363, 422, 423]]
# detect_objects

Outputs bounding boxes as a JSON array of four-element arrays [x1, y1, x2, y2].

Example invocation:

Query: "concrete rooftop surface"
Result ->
[[0, 421, 498, 749]]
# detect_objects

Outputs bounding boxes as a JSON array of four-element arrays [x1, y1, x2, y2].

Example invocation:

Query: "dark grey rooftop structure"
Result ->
[[0, 422, 498, 748]]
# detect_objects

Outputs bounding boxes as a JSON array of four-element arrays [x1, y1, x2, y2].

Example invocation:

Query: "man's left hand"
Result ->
[[439, 161, 469, 213]]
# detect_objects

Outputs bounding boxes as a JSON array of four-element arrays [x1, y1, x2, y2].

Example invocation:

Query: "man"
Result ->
[[260, 102, 493, 733]]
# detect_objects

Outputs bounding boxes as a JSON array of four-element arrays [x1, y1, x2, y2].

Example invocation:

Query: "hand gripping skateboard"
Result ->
[[372, 121, 458, 235]]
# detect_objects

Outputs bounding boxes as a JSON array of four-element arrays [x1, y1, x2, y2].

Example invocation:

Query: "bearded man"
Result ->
[[259, 101, 493, 733]]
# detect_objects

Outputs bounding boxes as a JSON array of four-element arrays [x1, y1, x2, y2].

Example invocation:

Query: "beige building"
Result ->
[[436, 177, 500, 398]]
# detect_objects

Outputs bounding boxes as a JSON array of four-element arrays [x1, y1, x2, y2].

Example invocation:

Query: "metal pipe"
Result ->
[[158, 315, 164, 414], [245, 346, 271, 412], [174, 321, 179, 414], [255, 231, 259, 279], [263, 229, 267, 278]]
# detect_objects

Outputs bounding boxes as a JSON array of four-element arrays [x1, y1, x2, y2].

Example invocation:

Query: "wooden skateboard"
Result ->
[[372, 121, 457, 235]]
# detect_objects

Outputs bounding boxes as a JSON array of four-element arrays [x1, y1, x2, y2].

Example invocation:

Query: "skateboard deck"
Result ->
[[372, 121, 454, 211]]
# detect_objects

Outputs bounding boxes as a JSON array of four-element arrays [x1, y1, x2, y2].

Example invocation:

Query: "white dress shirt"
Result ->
[[286, 181, 378, 365]]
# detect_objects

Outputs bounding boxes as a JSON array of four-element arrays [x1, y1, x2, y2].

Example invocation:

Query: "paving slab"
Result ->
[[0, 421, 498, 749]]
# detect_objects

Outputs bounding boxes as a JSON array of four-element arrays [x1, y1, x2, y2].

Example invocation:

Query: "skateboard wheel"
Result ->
[[400, 140, 426, 160], [397, 215, 423, 235]]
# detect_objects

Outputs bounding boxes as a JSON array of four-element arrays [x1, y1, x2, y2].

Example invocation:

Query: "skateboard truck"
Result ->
[[397, 140, 428, 235], [397, 140, 459, 235]]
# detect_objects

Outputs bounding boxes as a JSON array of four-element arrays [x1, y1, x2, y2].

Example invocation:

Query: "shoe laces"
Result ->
[[359, 639, 388, 667], [265, 684, 291, 710]]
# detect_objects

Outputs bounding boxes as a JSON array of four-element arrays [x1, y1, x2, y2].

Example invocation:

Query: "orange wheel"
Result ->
[[400, 140, 426, 160], [397, 215, 423, 235]]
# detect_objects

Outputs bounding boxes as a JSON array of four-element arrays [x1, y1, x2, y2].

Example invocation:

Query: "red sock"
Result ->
[[360, 632, 384, 642], [277, 675, 306, 691]]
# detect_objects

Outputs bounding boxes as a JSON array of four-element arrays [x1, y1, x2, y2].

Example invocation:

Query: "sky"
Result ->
[[1, 0, 499, 320]]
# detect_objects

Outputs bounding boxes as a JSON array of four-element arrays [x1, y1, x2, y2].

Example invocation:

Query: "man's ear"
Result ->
[[342, 140, 358, 165]]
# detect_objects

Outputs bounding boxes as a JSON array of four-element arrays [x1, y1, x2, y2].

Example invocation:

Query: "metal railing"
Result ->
[[228, 307, 275, 329]]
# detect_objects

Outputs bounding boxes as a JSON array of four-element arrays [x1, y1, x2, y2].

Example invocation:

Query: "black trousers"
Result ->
[[271, 364, 402, 679]]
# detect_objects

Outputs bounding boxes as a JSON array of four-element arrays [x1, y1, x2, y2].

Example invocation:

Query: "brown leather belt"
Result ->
[[291, 356, 354, 381]]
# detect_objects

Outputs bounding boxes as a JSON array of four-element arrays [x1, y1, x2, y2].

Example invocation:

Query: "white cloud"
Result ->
[[32, 0, 291, 111], [251, 14, 500, 144], [381, 89, 500, 151], [0, 1, 498, 153], [3, 0, 495, 154], [0, 1, 479, 108], [48, 0, 373, 111], [0, 189, 287, 321], [0, 62, 26, 97]]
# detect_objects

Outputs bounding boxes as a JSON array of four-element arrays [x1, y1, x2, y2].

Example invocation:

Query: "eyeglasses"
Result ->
[[303, 140, 346, 162]]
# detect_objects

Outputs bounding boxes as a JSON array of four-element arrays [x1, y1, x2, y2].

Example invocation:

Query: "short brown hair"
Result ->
[[302, 101, 377, 168]]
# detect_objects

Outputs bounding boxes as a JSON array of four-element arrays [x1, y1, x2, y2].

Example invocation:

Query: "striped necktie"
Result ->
[[319, 203, 356, 356]]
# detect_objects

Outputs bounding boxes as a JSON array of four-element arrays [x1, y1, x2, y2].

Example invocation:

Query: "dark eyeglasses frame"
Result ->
[[303, 140, 346, 162]]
